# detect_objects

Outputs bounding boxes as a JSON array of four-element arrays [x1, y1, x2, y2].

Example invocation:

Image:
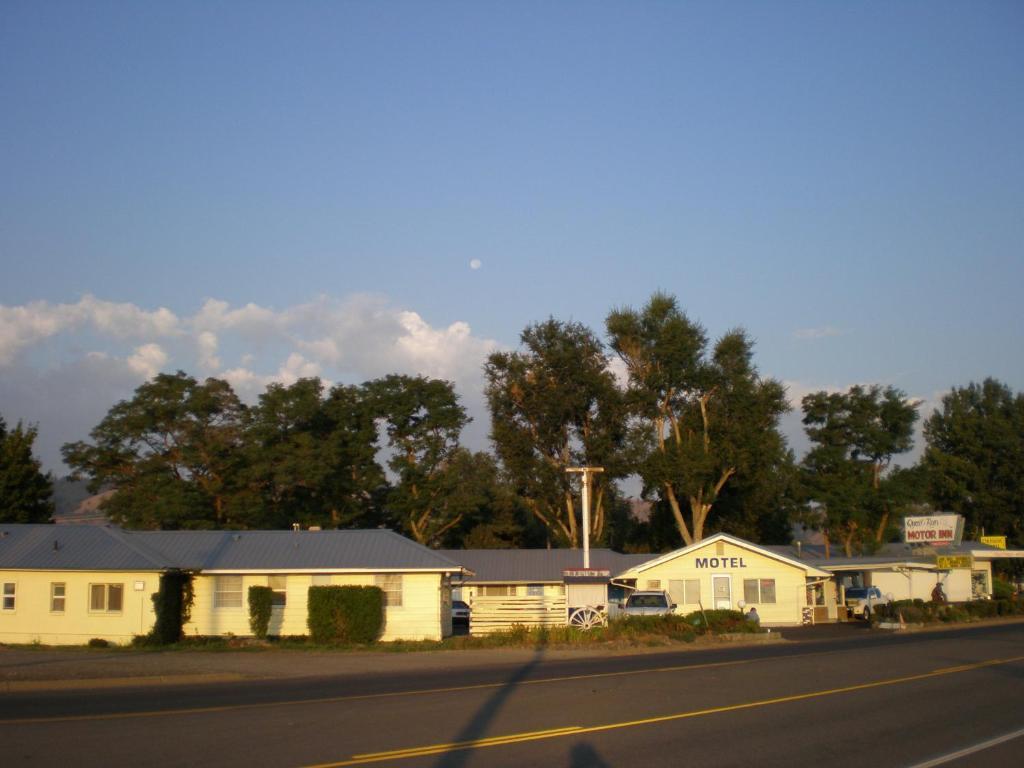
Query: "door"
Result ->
[[712, 575, 731, 610]]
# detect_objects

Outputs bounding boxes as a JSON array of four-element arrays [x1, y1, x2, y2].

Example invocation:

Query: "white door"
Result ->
[[712, 575, 732, 610]]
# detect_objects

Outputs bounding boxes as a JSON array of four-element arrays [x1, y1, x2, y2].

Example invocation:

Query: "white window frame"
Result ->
[[743, 578, 777, 605], [2, 582, 15, 611], [89, 583, 124, 613], [375, 574, 403, 607], [50, 582, 66, 613], [268, 575, 287, 607], [214, 575, 243, 608]]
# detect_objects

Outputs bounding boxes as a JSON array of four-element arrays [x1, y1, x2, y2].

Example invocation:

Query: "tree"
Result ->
[[368, 374, 470, 546], [242, 379, 385, 529], [0, 416, 54, 523], [923, 379, 1024, 546], [62, 372, 249, 529], [799, 385, 919, 556], [485, 319, 626, 547], [606, 293, 789, 546]]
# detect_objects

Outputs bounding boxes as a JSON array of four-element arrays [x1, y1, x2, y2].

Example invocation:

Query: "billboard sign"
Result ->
[[936, 555, 972, 570], [903, 515, 964, 546], [980, 536, 1007, 550]]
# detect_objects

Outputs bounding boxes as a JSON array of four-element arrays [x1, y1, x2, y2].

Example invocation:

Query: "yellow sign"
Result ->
[[936, 555, 972, 570], [980, 536, 1007, 550]]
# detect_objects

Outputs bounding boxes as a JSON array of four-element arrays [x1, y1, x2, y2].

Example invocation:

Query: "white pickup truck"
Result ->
[[844, 586, 890, 619]]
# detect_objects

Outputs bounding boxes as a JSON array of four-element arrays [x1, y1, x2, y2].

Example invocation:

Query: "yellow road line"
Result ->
[[302, 655, 1024, 768], [0, 653, 788, 725]]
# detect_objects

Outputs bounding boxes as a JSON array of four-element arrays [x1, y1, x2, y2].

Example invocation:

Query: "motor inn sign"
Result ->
[[903, 515, 964, 546]]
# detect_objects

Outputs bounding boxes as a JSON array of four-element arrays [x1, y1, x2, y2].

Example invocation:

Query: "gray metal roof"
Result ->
[[0, 525, 169, 571], [1, 525, 464, 573], [437, 548, 653, 583], [137, 529, 464, 572]]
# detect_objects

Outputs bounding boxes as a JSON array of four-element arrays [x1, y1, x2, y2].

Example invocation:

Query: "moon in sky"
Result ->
[[469, 259, 482, 270]]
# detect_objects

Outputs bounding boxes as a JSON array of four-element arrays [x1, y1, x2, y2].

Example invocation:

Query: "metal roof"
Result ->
[[437, 548, 653, 583], [1, 525, 464, 573], [0, 525, 169, 571]]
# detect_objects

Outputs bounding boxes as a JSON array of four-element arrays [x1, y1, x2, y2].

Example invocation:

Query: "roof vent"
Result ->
[[53, 540, 60, 551]]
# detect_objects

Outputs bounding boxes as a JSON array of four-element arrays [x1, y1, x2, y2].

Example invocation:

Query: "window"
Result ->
[[480, 585, 516, 597], [526, 584, 544, 597], [645, 579, 661, 590], [214, 576, 243, 608], [51, 583, 66, 613], [269, 575, 287, 607], [90, 584, 124, 612], [743, 579, 776, 605], [375, 574, 403, 606], [684, 579, 701, 605], [2, 582, 15, 611]]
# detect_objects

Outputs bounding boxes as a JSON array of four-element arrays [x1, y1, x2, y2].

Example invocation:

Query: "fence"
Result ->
[[469, 594, 568, 635]]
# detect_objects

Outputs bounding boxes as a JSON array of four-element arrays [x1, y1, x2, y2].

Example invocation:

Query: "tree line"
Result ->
[[2, 293, 1022, 552]]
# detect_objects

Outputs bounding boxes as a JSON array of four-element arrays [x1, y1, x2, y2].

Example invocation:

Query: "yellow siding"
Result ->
[[634, 540, 811, 626], [0, 570, 160, 645], [186, 572, 448, 641]]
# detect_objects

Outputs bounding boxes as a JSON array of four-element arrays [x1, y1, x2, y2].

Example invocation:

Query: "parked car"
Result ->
[[844, 586, 890, 619], [452, 599, 470, 625], [623, 590, 677, 616]]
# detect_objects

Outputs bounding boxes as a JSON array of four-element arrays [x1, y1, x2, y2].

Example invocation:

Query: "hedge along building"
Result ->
[[615, 533, 833, 626], [0, 525, 467, 645], [139, 529, 466, 642]]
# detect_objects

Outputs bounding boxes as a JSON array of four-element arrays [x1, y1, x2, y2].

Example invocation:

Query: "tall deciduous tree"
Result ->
[[607, 293, 788, 546], [799, 385, 919, 556], [62, 372, 249, 529], [924, 379, 1024, 546], [485, 319, 625, 547], [0, 416, 55, 523], [368, 374, 469, 546]]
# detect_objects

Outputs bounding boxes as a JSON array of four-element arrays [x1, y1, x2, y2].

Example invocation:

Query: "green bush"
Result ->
[[683, 609, 758, 634], [248, 586, 274, 639], [149, 571, 194, 644], [611, 614, 698, 641], [307, 585, 384, 644], [992, 578, 1013, 600]]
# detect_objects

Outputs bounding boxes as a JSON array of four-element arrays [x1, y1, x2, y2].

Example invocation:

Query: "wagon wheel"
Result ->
[[569, 607, 603, 631]]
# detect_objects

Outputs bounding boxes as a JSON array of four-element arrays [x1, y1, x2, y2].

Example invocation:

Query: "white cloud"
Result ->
[[126, 343, 169, 379], [793, 326, 843, 341], [1, 292, 505, 472], [470, 259, 482, 270], [196, 331, 220, 370], [0, 295, 180, 365]]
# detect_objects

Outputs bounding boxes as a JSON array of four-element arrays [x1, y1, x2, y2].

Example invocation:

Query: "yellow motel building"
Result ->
[[0, 525, 464, 645], [616, 533, 834, 625]]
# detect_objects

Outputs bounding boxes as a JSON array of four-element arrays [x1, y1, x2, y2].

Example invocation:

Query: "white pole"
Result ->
[[566, 466, 603, 570], [582, 472, 591, 569]]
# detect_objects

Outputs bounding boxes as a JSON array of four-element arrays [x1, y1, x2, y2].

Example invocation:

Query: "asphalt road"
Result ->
[[2, 623, 1023, 768]]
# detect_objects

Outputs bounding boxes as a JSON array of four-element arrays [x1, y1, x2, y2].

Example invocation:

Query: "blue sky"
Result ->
[[1, 1, 1022, 474]]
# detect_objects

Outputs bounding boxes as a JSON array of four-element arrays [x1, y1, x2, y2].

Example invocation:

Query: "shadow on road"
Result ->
[[432, 631, 550, 768]]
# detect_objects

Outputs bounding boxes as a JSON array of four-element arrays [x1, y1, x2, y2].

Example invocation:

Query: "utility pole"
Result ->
[[566, 466, 604, 568]]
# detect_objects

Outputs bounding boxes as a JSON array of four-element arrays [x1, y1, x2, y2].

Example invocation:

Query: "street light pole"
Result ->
[[566, 466, 604, 569]]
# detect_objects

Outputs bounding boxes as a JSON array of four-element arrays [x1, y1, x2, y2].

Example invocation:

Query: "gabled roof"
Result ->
[[0, 525, 169, 571], [437, 548, 652, 584], [615, 533, 831, 579], [0, 525, 465, 573], [139, 529, 465, 573]]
